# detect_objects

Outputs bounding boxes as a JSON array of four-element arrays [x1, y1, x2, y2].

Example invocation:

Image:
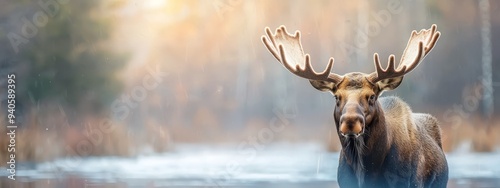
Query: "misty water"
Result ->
[[1, 143, 500, 187]]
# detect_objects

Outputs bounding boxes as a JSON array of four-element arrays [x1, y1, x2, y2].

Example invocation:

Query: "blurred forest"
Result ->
[[0, 0, 499, 164]]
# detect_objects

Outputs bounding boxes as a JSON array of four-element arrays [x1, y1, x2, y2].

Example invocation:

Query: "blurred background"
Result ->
[[0, 0, 499, 187]]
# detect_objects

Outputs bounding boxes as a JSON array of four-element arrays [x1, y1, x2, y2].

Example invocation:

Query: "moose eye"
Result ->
[[369, 95, 376, 100], [368, 95, 376, 105]]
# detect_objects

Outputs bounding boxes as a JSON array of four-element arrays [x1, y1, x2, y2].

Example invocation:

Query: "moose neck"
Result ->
[[361, 104, 391, 170], [338, 103, 390, 184]]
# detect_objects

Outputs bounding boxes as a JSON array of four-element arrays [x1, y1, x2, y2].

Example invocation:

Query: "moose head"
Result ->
[[261, 25, 440, 139]]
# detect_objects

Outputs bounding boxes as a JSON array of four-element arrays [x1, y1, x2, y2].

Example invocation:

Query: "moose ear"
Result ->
[[376, 76, 404, 91], [310, 80, 337, 93]]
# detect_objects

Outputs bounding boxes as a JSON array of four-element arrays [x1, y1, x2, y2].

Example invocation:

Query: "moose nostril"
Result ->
[[340, 114, 364, 125], [339, 114, 365, 136]]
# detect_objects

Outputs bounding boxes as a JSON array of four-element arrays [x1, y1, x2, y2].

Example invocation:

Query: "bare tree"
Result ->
[[479, 0, 494, 118]]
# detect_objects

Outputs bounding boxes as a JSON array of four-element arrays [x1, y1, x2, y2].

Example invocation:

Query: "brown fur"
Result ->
[[262, 24, 447, 187], [382, 98, 447, 182], [320, 73, 448, 187]]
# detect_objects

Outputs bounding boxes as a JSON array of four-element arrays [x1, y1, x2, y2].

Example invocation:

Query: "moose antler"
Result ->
[[368, 24, 441, 83], [261, 26, 343, 83]]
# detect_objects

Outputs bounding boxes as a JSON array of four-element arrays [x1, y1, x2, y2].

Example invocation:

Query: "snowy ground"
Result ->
[[1, 143, 500, 187]]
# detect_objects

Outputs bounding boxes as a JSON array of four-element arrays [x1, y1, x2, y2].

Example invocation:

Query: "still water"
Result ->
[[1, 143, 499, 187]]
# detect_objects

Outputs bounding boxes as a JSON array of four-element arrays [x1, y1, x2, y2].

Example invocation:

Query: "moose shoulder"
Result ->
[[261, 25, 448, 187]]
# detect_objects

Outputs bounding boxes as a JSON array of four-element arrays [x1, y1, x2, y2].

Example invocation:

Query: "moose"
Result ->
[[261, 25, 448, 188]]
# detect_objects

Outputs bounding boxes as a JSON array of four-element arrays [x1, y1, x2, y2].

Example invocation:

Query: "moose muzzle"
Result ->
[[339, 103, 365, 138]]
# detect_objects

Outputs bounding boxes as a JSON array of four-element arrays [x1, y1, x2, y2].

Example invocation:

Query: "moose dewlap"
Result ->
[[261, 25, 448, 188]]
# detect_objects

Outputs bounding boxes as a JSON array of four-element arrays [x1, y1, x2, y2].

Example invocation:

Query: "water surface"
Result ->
[[1, 143, 499, 187]]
